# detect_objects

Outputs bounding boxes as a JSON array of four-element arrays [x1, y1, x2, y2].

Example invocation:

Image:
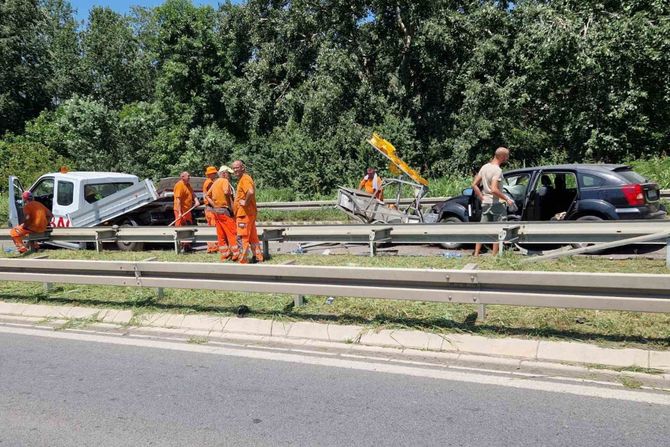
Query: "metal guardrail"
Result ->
[[257, 190, 669, 210], [2, 220, 670, 256], [256, 196, 450, 211], [0, 259, 668, 313]]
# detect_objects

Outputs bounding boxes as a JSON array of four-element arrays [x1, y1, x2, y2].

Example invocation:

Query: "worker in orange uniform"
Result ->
[[206, 165, 239, 261], [202, 166, 219, 253], [173, 171, 200, 251], [359, 167, 384, 200], [232, 160, 263, 263], [10, 191, 53, 254]]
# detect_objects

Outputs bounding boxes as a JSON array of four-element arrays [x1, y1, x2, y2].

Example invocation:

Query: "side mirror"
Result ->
[[462, 187, 473, 196]]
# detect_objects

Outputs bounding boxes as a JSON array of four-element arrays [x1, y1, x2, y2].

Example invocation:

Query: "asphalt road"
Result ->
[[1, 332, 668, 447]]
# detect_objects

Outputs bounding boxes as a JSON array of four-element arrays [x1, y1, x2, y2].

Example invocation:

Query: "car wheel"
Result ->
[[116, 218, 144, 252], [439, 216, 464, 249], [571, 215, 604, 250]]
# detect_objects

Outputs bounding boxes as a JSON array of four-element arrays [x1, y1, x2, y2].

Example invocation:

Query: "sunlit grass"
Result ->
[[1, 249, 668, 349]]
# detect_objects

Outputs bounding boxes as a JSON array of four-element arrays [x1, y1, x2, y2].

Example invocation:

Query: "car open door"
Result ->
[[8, 176, 25, 227]]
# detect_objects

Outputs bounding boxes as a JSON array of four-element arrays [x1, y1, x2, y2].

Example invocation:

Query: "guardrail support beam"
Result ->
[[261, 228, 285, 261], [94, 228, 118, 253], [369, 227, 392, 257], [462, 263, 485, 321]]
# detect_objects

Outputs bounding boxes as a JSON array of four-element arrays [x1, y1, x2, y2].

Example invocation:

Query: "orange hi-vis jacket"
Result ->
[[203, 178, 214, 198], [173, 180, 195, 213], [23, 200, 51, 233], [207, 178, 234, 209], [234, 173, 257, 218], [359, 174, 383, 195]]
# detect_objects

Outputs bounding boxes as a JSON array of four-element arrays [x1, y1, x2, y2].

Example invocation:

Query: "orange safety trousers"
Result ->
[[174, 210, 194, 249], [205, 210, 218, 253], [10, 224, 35, 253], [213, 213, 239, 260], [173, 210, 193, 227], [236, 215, 263, 263]]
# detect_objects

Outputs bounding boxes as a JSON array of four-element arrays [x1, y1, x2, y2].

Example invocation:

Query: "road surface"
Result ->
[[1, 328, 668, 446]]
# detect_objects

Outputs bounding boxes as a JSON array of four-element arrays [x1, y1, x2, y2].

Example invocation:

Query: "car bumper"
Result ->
[[615, 208, 667, 219]]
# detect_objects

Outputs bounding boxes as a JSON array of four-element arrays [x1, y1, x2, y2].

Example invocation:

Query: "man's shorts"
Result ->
[[481, 202, 506, 223]]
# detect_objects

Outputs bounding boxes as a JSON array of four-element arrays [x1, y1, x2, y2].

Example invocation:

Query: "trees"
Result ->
[[0, 0, 52, 135], [1, 0, 668, 194]]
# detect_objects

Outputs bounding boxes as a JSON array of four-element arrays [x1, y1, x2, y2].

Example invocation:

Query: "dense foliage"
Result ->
[[1, 0, 668, 195]]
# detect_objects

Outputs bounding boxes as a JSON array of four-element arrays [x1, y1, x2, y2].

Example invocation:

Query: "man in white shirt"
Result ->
[[472, 147, 514, 256]]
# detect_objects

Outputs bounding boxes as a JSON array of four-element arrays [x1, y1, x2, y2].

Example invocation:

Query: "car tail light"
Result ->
[[622, 184, 644, 206]]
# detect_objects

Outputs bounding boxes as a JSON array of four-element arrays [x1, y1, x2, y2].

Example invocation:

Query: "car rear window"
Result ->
[[579, 173, 608, 188], [614, 169, 647, 184]]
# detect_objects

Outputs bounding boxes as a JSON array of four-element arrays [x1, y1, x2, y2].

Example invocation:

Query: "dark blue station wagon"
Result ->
[[432, 164, 666, 223]]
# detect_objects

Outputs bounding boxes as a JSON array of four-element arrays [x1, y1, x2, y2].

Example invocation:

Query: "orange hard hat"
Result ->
[[205, 166, 217, 175]]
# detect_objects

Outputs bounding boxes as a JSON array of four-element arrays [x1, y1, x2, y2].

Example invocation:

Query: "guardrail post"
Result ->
[[94, 228, 118, 253], [294, 295, 305, 307], [369, 228, 392, 257], [462, 263, 485, 321], [260, 228, 285, 261], [498, 225, 520, 256], [142, 257, 163, 298]]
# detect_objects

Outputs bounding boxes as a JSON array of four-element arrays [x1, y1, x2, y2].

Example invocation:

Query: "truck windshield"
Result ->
[[84, 182, 134, 204]]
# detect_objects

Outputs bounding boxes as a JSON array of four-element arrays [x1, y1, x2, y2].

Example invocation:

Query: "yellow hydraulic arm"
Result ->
[[367, 133, 429, 187]]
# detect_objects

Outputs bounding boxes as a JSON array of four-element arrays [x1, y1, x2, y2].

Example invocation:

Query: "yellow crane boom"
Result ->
[[367, 133, 429, 187]]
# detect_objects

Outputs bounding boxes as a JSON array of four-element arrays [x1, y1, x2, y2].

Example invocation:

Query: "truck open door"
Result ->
[[8, 176, 24, 227]]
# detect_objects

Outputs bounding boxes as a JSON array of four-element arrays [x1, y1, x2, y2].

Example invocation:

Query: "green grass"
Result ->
[[629, 157, 670, 189], [0, 193, 8, 227], [1, 249, 669, 350], [258, 208, 349, 222], [187, 336, 209, 344], [619, 375, 644, 389], [425, 175, 471, 197], [584, 363, 665, 375]]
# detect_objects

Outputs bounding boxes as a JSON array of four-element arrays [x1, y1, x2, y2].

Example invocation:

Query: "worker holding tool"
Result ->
[[232, 160, 263, 263], [173, 171, 200, 251], [206, 165, 239, 261], [359, 167, 384, 200], [203, 166, 219, 253], [10, 191, 53, 254]]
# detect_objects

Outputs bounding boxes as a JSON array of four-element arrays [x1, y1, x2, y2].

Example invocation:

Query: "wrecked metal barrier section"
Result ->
[[0, 259, 669, 313], [256, 196, 451, 211]]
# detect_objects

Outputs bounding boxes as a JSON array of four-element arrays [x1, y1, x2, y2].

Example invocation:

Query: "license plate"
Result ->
[[647, 190, 659, 201]]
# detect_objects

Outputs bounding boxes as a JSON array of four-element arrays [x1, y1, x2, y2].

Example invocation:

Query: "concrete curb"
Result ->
[[1, 301, 668, 371]]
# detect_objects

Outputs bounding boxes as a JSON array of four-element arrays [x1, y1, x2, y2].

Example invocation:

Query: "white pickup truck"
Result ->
[[7, 171, 195, 250]]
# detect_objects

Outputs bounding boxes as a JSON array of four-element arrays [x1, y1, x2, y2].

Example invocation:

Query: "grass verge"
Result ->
[[0, 249, 668, 350]]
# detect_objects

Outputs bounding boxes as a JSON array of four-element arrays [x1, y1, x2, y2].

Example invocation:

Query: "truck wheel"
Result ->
[[116, 218, 144, 252], [439, 216, 464, 249]]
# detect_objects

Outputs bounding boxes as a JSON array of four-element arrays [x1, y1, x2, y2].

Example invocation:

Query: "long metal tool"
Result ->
[[0, 259, 669, 313], [167, 204, 199, 227]]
